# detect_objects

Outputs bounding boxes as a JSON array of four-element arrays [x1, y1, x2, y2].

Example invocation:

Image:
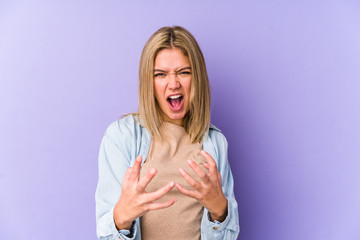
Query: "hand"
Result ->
[[113, 155, 176, 230], [176, 150, 228, 222]]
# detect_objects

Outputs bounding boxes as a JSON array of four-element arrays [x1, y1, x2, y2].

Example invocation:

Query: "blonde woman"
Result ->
[[95, 26, 240, 240]]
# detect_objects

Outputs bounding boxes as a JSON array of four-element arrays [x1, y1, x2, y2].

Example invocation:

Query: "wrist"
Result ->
[[209, 197, 228, 222], [113, 203, 132, 230], [114, 215, 133, 230]]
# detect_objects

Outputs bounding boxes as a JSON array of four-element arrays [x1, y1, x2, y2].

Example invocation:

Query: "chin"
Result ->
[[163, 111, 187, 124], [168, 113, 186, 120]]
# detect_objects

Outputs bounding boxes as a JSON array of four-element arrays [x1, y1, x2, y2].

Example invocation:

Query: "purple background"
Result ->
[[1, 1, 359, 239]]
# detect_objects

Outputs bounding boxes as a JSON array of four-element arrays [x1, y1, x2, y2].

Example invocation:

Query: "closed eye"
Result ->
[[154, 73, 166, 77], [179, 71, 191, 75]]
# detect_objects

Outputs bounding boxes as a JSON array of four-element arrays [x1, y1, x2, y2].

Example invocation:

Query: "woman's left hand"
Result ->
[[176, 150, 228, 222]]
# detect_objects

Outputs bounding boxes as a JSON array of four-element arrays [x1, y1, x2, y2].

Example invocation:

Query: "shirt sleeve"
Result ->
[[201, 132, 240, 240], [95, 120, 138, 240]]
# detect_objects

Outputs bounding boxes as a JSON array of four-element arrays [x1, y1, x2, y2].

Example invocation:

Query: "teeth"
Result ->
[[168, 94, 182, 99]]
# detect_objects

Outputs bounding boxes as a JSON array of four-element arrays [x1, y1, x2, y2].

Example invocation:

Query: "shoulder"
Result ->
[[209, 123, 221, 132], [101, 115, 147, 159], [104, 114, 142, 141], [208, 123, 228, 145], [204, 123, 228, 161]]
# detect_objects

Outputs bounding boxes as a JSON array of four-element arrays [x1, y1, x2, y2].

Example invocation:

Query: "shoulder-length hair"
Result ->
[[133, 26, 211, 143]]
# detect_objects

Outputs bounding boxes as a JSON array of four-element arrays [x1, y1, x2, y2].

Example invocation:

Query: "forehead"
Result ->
[[154, 48, 190, 70]]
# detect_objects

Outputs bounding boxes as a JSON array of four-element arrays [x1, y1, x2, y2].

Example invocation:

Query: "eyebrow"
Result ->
[[153, 67, 191, 72]]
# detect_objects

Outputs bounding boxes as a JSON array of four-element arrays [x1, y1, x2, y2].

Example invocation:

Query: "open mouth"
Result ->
[[167, 94, 184, 111]]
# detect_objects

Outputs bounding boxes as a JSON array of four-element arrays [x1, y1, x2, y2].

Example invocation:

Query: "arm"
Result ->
[[201, 133, 240, 240], [176, 131, 240, 239], [95, 121, 137, 240], [95, 120, 177, 240]]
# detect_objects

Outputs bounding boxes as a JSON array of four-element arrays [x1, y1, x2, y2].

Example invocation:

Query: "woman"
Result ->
[[95, 26, 240, 240]]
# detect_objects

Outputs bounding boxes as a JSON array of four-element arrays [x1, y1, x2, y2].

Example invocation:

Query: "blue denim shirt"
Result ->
[[95, 115, 240, 239]]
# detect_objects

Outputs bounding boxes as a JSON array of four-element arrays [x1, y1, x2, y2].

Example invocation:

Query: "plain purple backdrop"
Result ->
[[1, 1, 359, 239]]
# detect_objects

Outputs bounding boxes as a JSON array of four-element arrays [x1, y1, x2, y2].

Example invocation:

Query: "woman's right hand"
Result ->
[[113, 155, 176, 230]]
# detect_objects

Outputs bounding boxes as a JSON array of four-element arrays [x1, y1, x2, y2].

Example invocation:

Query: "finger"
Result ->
[[179, 168, 201, 190], [146, 181, 175, 202], [137, 168, 157, 192], [187, 160, 210, 184], [175, 183, 200, 199], [130, 155, 142, 181], [203, 163, 209, 169], [147, 198, 177, 211], [124, 166, 133, 181], [201, 150, 219, 181], [207, 160, 221, 182], [201, 150, 216, 169], [217, 170, 223, 186], [218, 174, 223, 186]]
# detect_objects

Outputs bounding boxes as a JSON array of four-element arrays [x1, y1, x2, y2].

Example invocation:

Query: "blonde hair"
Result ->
[[133, 26, 211, 143]]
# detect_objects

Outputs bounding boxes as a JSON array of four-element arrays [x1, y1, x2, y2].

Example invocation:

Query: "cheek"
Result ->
[[184, 79, 192, 98], [184, 79, 192, 108], [154, 81, 165, 102]]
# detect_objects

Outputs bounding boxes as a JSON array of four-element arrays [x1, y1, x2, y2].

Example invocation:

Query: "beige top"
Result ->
[[139, 121, 207, 240]]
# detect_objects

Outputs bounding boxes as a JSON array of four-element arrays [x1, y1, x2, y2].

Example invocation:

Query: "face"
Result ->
[[153, 47, 192, 125]]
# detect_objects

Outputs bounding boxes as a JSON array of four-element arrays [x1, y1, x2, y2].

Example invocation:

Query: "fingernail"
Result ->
[[136, 156, 142, 162], [150, 168, 156, 174], [187, 159, 193, 165], [169, 181, 174, 187]]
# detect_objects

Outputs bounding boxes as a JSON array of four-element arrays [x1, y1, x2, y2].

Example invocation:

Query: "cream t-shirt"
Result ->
[[139, 121, 207, 240]]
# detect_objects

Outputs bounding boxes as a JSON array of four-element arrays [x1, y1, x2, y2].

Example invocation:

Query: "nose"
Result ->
[[168, 73, 180, 90]]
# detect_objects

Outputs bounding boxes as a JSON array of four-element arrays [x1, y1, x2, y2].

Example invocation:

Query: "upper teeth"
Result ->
[[169, 95, 181, 99]]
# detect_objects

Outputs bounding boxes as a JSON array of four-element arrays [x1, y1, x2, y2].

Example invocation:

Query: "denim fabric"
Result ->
[[95, 115, 240, 239]]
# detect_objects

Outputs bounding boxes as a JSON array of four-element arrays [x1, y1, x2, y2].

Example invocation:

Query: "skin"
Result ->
[[153, 47, 192, 126], [176, 150, 228, 222], [113, 47, 228, 231], [113, 156, 176, 230]]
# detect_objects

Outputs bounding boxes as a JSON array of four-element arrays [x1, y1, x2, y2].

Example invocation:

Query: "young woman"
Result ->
[[95, 26, 240, 240]]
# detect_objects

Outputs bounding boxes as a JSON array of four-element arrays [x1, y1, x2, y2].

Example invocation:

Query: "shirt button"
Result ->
[[213, 226, 219, 230]]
